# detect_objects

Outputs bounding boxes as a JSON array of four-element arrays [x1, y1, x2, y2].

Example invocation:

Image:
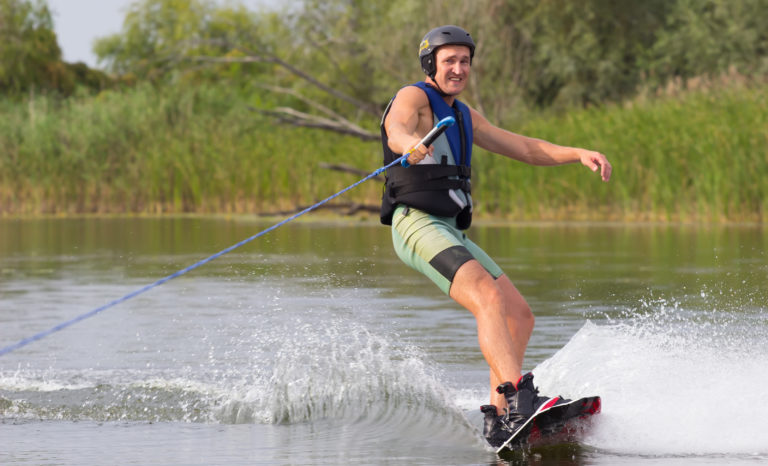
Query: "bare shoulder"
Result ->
[[392, 85, 430, 108], [468, 105, 526, 155], [468, 105, 494, 143], [385, 85, 432, 134], [468, 106, 490, 130]]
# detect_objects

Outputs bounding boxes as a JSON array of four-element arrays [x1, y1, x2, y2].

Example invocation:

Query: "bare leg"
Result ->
[[449, 260, 534, 410]]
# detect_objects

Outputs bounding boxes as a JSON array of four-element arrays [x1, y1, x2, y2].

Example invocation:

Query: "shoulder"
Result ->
[[467, 105, 514, 152], [468, 105, 492, 134], [392, 84, 430, 108], [384, 85, 432, 130]]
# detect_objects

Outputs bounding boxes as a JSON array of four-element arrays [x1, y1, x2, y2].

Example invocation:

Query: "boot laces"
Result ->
[[499, 384, 540, 432], [499, 408, 515, 433]]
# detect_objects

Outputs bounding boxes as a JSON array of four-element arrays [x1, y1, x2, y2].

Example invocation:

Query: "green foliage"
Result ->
[[0, 82, 765, 222], [423, 0, 768, 111], [283, 0, 424, 109], [471, 84, 767, 222], [647, 0, 768, 83], [0, 0, 64, 93], [0, 83, 377, 214], [519, 0, 671, 107], [5, 0, 768, 107], [93, 0, 273, 83], [17, 0, 757, 119], [0, 0, 112, 96], [269, 0, 768, 118], [1, 0, 767, 222]]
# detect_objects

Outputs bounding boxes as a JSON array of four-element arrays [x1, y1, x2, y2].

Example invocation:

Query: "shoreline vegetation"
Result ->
[[4, 0, 768, 225], [1, 81, 766, 224]]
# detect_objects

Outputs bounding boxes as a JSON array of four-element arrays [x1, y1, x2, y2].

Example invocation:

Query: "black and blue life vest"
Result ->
[[380, 82, 474, 230]]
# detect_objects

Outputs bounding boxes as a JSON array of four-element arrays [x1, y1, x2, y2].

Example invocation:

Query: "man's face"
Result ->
[[432, 45, 471, 96]]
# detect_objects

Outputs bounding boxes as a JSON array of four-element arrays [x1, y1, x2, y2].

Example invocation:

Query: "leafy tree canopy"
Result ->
[[4, 0, 768, 114], [0, 0, 110, 96]]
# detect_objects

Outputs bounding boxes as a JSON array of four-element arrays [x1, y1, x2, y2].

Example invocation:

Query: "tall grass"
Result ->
[[1, 83, 765, 222], [0, 84, 377, 215], [472, 83, 767, 222]]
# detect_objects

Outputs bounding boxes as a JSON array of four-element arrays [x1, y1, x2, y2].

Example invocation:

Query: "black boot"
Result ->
[[496, 373, 563, 431], [480, 404, 511, 448]]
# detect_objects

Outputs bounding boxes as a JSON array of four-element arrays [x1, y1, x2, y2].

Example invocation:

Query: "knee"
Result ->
[[503, 297, 535, 332], [520, 304, 535, 331], [464, 281, 507, 319], [483, 284, 507, 312]]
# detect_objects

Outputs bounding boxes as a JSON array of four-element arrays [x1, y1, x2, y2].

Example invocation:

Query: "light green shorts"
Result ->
[[391, 205, 504, 295]]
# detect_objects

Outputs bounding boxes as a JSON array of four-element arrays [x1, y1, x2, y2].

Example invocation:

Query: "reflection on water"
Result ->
[[1, 217, 766, 465]]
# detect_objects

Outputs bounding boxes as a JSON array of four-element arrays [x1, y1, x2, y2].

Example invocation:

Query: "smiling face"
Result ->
[[429, 44, 471, 97]]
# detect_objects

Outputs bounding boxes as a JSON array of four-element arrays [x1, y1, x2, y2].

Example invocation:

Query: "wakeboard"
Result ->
[[496, 395, 601, 454]]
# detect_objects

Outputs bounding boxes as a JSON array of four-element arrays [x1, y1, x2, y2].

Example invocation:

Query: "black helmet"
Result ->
[[418, 25, 475, 78]]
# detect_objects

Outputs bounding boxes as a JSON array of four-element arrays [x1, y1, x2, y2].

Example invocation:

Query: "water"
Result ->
[[1, 217, 766, 465]]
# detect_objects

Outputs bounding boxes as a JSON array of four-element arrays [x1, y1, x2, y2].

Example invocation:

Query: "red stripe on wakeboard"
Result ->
[[541, 397, 560, 411]]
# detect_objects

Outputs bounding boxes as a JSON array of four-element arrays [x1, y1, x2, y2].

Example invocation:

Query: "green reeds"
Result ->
[[472, 84, 767, 222], [1, 83, 765, 222], [0, 84, 373, 216]]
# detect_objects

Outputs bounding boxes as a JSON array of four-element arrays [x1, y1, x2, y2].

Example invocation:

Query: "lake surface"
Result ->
[[1, 217, 766, 465]]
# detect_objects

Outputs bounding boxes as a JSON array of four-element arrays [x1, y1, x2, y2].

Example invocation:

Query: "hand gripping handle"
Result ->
[[401, 116, 456, 167]]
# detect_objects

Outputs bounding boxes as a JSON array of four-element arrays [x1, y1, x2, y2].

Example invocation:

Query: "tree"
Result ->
[[93, 0, 271, 82], [91, 0, 768, 129], [647, 0, 768, 85], [0, 0, 112, 96], [0, 0, 68, 94]]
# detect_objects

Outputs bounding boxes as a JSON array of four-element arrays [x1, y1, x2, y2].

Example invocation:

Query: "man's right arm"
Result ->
[[383, 86, 434, 165]]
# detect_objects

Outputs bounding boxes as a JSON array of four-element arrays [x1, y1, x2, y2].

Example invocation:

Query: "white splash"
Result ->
[[533, 302, 768, 457]]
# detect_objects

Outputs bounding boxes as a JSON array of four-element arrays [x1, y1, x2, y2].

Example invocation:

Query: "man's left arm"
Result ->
[[470, 107, 612, 182]]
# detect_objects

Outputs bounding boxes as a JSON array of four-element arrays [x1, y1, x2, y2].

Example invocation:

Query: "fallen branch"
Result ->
[[251, 106, 379, 141], [185, 45, 382, 141]]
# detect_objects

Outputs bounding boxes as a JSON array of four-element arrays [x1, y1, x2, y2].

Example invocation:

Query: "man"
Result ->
[[379, 25, 612, 448]]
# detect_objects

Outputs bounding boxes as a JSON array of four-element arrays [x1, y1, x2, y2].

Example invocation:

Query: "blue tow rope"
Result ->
[[0, 116, 456, 358]]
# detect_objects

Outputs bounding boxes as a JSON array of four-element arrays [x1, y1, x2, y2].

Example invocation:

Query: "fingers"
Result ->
[[600, 158, 612, 182], [417, 143, 435, 156], [406, 143, 433, 165], [594, 153, 612, 182], [584, 151, 611, 182]]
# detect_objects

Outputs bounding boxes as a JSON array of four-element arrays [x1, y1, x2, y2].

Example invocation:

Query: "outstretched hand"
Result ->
[[580, 150, 612, 182]]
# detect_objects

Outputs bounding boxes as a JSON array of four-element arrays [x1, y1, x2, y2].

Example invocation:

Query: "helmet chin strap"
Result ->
[[425, 77, 452, 98]]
